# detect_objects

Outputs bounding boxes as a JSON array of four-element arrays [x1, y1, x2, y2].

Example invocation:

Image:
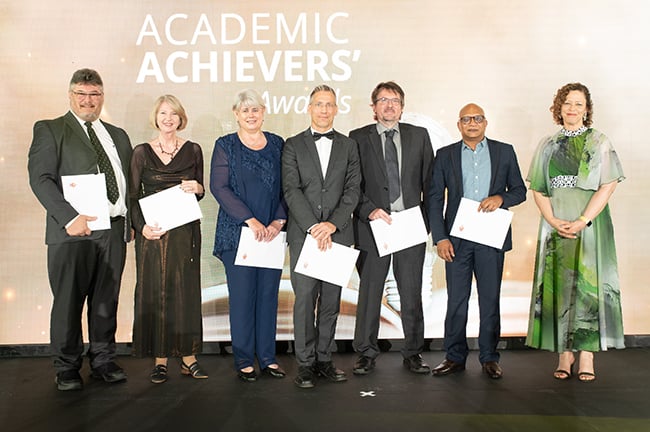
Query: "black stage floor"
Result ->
[[2, 348, 650, 432]]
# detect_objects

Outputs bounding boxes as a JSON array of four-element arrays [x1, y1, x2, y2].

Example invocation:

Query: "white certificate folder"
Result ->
[[450, 198, 513, 249], [61, 173, 110, 231], [138, 184, 203, 231], [235, 227, 287, 270], [369, 206, 428, 257], [295, 235, 360, 287]]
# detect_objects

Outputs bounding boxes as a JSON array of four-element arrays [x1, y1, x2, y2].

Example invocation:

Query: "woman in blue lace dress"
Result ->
[[526, 83, 625, 382], [210, 89, 287, 382]]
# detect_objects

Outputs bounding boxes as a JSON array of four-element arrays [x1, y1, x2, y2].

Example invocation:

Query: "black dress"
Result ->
[[130, 141, 204, 358]]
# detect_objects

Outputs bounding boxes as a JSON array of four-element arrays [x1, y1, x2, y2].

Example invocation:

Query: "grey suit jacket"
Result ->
[[428, 138, 526, 252], [349, 122, 434, 251], [28, 111, 132, 244], [282, 128, 361, 247]]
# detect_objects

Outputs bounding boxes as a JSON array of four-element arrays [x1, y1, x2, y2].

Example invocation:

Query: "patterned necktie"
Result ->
[[384, 129, 401, 203], [85, 121, 119, 204]]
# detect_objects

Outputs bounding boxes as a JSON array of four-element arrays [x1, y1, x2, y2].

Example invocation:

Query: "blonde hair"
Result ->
[[150, 94, 188, 131]]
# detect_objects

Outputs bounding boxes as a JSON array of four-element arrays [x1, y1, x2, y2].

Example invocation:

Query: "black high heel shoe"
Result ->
[[181, 360, 208, 379], [150, 364, 168, 384]]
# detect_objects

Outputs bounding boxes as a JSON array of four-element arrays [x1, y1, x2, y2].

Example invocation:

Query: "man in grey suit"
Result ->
[[282, 84, 361, 389], [429, 103, 526, 379], [28, 69, 132, 390], [350, 81, 434, 375]]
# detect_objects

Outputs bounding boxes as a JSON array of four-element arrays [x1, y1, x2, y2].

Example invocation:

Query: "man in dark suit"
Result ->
[[282, 84, 361, 389], [350, 81, 434, 375], [28, 69, 132, 390], [428, 103, 526, 379]]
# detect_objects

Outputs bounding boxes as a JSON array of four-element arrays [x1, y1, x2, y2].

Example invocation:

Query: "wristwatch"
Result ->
[[578, 215, 592, 227]]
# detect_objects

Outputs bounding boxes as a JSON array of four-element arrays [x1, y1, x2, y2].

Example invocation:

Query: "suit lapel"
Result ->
[[368, 126, 388, 180], [487, 139, 500, 193], [303, 129, 325, 183], [64, 111, 93, 150], [450, 142, 464, 195]]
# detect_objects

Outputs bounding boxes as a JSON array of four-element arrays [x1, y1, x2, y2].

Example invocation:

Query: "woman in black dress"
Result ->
[[130, 94, 208, 383]]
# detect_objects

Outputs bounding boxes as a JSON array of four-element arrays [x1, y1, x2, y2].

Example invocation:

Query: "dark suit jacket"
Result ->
[[349, 123, 434, 251], [282, 128, 361, 247], [428, 138, 526, 252], [28, 111, 132, 244]]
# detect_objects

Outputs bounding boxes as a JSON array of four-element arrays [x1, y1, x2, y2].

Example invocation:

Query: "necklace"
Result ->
[[561, 126, 588, 137], [158, 139, 180, 159]]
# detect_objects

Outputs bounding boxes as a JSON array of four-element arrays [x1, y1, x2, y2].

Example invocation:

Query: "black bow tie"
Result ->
[[313, 131, 335, 141]]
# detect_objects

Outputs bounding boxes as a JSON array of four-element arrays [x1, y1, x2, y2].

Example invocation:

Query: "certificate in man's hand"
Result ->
[[295, 235, 360, 287], [369, 206, 428, 257], [450, 197, 513, 249], [235, 227, 287, 269], [62, 173, 110, 231], [138, 184, 203, 231]]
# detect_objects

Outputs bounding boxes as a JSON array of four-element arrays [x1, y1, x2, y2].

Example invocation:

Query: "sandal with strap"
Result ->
[[150, 364, 168, 384], [181, 361, 208, 379], [553, 363, 574, 380], [578, 371, 596, 382]]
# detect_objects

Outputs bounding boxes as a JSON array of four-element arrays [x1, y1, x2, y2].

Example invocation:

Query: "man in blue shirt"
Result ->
[[428, 103, 526, 379]]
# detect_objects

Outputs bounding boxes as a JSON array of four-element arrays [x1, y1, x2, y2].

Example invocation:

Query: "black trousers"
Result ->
[[443, 240, 504, 364], [47, 218, 126, 372], [353, 243, 426, 359]]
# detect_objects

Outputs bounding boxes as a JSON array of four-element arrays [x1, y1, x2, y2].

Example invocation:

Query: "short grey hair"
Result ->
[[232, 89, 266, 111], [309, 84, 337, 104]]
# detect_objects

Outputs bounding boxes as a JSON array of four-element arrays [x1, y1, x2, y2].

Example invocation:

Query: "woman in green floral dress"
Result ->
[[526, 83, 625, 382]]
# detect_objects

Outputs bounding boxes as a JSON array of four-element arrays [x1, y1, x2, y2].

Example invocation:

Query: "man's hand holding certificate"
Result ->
[[369, 206, 428, 257], [138, 184, 203, 231], [295, 235, 359, 287], [62, 174, 111, 231], [450, 197, 513, 249]]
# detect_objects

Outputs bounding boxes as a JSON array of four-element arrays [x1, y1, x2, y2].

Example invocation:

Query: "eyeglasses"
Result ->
[[71, 91, 103, 99], [312, 102, 336, 110], [375, 97, 402, 105], [459, 115, 485, 124]]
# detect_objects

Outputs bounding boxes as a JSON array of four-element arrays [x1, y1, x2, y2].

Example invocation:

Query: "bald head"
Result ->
[[457, 103, 488, 148], [459, 103, 484, 118]]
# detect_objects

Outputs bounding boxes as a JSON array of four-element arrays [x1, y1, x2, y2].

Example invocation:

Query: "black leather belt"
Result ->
[[110, 216, 125, 222]]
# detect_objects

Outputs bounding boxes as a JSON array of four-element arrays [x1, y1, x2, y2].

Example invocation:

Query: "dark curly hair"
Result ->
[[550, 82, 593, 127]]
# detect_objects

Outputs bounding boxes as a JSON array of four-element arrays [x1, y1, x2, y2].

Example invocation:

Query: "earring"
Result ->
[[583, 114, 587, 121]]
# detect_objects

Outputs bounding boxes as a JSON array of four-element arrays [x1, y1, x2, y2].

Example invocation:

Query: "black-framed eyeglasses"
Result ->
[[459, 115, 485, 124], [375, 97, 402, 105]]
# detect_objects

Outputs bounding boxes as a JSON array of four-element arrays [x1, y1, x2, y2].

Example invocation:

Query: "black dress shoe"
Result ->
[[352, 355, 376, 375], [482, 361, 503, 379], [237, 369, 257, 382], [431, 359, 466, 376], [55, 370, 83, 391], [91, 361, 127, 383], [181, 361, 208, 379], [403, 354, 431, 374], [316, 361, 347, 382], [262, 365, 286, 379], [294, 365, 315, 388]]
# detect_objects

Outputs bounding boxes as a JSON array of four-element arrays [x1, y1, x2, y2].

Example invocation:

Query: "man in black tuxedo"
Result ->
[[428, 103, 526, 379], [350, 81, 434, 375], [282, 85, 361, 389], [28, 69, 132, 390]]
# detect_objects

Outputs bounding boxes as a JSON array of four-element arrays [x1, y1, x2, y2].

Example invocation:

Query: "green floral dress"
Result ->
[[526, 127, 625, 352]]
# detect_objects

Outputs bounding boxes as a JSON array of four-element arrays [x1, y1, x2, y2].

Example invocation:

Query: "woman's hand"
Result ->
[[265, 220, 285, 242], [181, 180, 203, 195], [246, 217, 267, 241], [143, 223, 167, 240]]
